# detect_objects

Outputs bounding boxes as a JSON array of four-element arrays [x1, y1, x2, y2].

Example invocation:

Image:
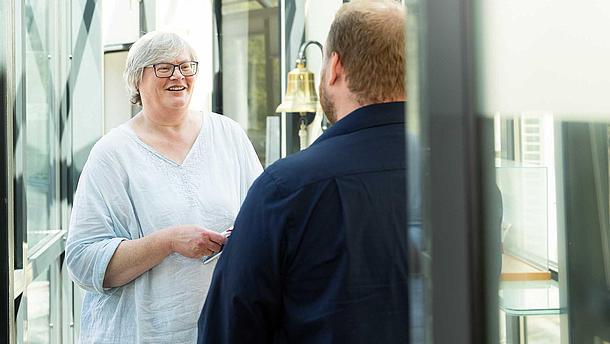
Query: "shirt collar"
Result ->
[[312, 101, 406, 145]]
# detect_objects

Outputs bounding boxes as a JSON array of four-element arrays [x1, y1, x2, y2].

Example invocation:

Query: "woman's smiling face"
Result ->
[[139, 51, 197, 112]]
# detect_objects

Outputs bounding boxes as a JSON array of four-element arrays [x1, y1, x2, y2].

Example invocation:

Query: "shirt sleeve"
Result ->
[[65, 153, 132, 294], [198, 171, 289, 343]]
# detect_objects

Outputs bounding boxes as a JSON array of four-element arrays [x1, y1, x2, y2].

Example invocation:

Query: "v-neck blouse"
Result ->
[[121, 114, 205, 167], [66, 111, 263, 343]]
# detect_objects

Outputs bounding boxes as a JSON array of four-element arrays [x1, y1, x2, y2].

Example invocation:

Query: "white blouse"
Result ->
[[66, 112, 263, 343]]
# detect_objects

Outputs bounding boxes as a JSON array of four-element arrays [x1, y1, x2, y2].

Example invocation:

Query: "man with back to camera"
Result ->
[[198, 0, 410, 342]]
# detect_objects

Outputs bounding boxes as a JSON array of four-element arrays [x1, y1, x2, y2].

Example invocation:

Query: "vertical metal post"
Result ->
[[280, 0, 303, 156], [279, 0, 286, 157], [411, 0, 498, 342], [139, 0, 155, 35], [211, 0, 223, 115], [1, 0, 17, 341]]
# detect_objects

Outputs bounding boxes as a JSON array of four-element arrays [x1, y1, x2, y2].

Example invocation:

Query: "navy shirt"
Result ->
[[198, 102, 410, 344]]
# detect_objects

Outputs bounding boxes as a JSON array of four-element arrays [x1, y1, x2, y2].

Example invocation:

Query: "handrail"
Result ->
[[28, 230, 67, 281]]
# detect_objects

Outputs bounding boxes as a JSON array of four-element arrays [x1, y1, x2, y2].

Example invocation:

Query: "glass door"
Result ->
[[13, 0, 65, 342], [7, 0, 104, 342], [213, 0, 281, 166]]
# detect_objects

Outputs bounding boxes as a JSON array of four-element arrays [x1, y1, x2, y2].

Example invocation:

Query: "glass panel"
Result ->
[[218, 0, 280, 165], [494, 114, 559, 270], [499, 311, 561, 344], [475, 2, 610, 342], [524, 315, 561, 344], [27, 267, 51, 344], [24, 0, 59, 250], [496, 164, 548, 270], [486, 116, 610, 343], [499, 280, 560, 317], [223, 0, 279, 15], [487, 115, 563, 344], [16, 263, 62, 344]]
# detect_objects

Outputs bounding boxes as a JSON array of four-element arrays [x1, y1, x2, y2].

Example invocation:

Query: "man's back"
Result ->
[[274, 102, 408, 343], [198, 102, 409, 344]]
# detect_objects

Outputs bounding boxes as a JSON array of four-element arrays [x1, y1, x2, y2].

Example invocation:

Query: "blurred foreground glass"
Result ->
[[475, 0, 610, 342]]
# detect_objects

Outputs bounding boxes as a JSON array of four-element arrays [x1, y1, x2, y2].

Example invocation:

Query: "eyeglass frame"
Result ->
[[146, 61, 199, 78]]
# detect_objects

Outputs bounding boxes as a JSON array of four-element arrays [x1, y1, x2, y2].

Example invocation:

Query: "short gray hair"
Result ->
[[123, 31, 198, 106]]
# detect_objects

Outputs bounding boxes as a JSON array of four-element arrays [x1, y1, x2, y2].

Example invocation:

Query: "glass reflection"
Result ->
[[487, 114, 610, 343], [491, 115, 559, 343], [27, 267, 51, 344], [217, 0, 280, 165]]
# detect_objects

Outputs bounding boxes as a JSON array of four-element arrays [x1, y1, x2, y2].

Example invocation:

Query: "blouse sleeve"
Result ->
[[65, 152, 132, 294], [234, 125, 264, 203]]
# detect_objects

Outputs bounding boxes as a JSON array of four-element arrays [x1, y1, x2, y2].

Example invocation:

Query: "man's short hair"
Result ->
[[326, 0, 406, 104]]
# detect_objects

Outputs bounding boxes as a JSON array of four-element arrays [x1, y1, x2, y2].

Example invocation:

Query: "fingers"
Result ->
[[170, 226, 229, 259], [190, 243, 217, 258], [191, 246, 214, 258], [200, 247, 216, 257], [203, 239, 222, 253], [205, 230, 227, 246], [191, 231, 224, 258]]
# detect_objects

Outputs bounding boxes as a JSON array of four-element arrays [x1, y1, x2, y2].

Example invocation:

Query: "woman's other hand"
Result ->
[[167, 226, 227, 258]]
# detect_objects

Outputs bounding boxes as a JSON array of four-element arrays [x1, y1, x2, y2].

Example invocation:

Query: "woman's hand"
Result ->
[[166, 226, 227, 259], [103, 225, 228, 288]]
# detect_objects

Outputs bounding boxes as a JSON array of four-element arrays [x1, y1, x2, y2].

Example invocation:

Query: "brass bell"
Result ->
[[276, 60, 319, 114]]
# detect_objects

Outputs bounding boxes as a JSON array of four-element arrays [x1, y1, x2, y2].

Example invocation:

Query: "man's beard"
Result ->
[[319, 80, 337, 124]]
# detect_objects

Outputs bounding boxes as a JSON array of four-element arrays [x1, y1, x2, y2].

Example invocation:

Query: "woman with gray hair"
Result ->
[[66, 31, 263, 343]]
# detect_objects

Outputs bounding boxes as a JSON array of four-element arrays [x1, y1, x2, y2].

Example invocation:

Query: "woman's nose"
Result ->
[[169, 67, 184, 80]]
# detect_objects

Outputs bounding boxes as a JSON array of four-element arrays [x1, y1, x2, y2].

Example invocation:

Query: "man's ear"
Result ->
[[327, 52, 342, 85]]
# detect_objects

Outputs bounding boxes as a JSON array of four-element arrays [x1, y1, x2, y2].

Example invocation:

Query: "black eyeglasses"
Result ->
[[148, 61, 199, 78]]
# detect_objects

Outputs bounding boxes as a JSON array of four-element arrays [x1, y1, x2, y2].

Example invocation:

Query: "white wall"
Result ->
[[155, 0, 214, 112], [102, 0, 139, 132], [104, 51, 132, 132], [476, 0, 610, 119], [102, 0, 140, 45]]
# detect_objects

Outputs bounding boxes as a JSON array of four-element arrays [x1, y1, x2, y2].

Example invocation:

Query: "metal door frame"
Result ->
[[1, 0, 17, 341], [408, 0, 497, 342]]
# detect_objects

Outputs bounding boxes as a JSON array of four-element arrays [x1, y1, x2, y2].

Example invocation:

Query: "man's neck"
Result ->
[[335, 97, 406, 123]]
